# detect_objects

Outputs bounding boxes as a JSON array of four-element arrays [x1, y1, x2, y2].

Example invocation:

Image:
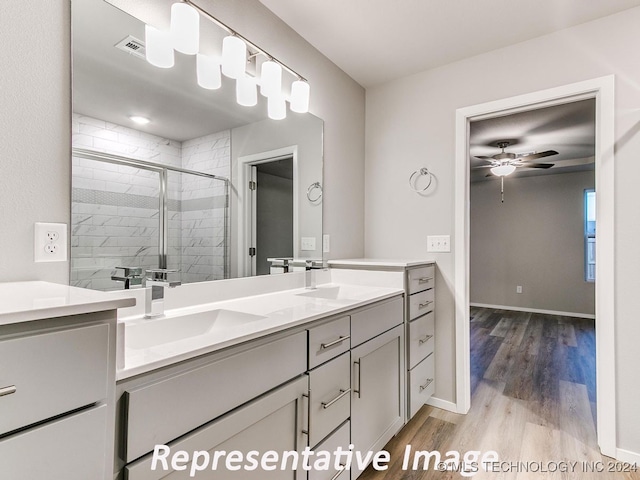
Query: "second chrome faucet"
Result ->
[[144, 269, 181, 318]]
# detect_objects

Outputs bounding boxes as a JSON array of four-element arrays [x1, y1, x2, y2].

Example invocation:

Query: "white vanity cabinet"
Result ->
[[0, 307, 121, 480], [328, 259, 436, 421], [350, 298, 404, 480]]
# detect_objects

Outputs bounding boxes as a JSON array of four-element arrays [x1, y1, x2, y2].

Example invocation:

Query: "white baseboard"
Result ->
[[470, 303, 595, 320], [616, 448, 640, 464], [426, 397, 458, 414]]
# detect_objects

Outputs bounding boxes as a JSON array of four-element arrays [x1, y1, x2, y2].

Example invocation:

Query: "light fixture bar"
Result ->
[[182, 0, 307, 82]]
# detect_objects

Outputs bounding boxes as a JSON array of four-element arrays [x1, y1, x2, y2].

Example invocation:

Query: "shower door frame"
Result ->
[[72, 148, 230, 279]]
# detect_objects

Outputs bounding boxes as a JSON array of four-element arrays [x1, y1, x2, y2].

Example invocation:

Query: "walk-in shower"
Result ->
[[71, 148, 229, 291]]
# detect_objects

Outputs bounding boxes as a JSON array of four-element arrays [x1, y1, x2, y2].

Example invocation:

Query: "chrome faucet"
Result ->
[[305, 260, 323, 289], [144, 269, 181, 318], [111, 266, 143, 289]]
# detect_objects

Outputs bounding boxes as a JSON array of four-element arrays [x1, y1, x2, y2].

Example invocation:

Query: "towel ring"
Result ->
[[307, 182, 322, 202], [409, 167, 433, 193]]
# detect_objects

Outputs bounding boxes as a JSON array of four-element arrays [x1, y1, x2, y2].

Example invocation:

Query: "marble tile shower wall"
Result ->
[[71, 114, 229, 290]]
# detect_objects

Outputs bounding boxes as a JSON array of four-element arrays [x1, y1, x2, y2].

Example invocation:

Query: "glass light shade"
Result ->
[[491, 164, 517, 176], [145, 25, 174, 68], [236, 76, 257, 107], [290, 80, 310, 113], [196, 54, 221, 90], [170, 3, 199, 55], [221, 36, 247, 79], [268, 94, 286, 120], [259, 61, 282, 97]]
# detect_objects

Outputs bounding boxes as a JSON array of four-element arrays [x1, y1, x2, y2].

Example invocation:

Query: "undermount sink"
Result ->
[[126, 309, 267, 350], [295, 285, 359, 300]]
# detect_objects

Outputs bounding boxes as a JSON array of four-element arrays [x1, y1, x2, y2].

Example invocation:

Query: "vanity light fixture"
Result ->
[[236, 75, 258, 107], [490, 164, 516, 176], [196, 54, 221, 90], [170, 3, 200, 55], [145, 0, 311, 119], [144, 25, 174, 68], [259, 60, 282, 97], [129, 115, 151, 125]]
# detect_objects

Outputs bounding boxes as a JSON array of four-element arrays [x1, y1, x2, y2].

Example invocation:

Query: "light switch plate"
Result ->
[[322, 234, 330, 253], [301, 237, 316, 251], [427, 235, 451, 253], [35, 222, 68, 262]]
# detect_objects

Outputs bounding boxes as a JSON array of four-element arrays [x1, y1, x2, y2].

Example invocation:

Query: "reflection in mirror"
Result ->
[[71, 0, 323, 291]]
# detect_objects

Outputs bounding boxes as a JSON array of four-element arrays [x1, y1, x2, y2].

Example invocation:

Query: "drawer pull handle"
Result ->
[[419, 378, 434, 392], [321, 335, 350, 350], [418, 277, 433, 284], [418, 334, 433, 345], [354, 360, 361, 398], [0, 385, 16, 397], [321, 388, 351, 409], [331, 465, 347, 480], [418, 300, 433, 309]]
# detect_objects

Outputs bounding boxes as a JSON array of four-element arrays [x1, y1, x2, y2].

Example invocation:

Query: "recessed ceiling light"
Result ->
[[129, 115, 150, 125]]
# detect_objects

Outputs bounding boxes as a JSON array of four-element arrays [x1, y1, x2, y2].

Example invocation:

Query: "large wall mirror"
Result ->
[[71, 0, 323, 291]]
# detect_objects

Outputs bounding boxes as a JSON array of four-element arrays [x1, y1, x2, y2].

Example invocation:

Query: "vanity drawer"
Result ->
[[408, 353, 435, 419], [0, 323, 109, 435], [123, 331, 306, 463], [309, 420, 351, 480], [0, 404, 107, 480], [308, 315, 350, 369], [351, 296, 403, 347], [407, 265, 435, 294], [309, 352, 350, 447], [407, 311, 435, 369], [408, 288, 434, 321]]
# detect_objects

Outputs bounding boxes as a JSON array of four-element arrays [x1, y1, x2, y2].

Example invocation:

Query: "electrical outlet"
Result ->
[[323, 234, 330, 253], [427, 235, 451, 253], [35, 223, 67, 262], [301, 237, 316, 251], [516, 285, 523, 294]]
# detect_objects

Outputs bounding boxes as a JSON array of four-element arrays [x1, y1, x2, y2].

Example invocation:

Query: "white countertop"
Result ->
[[0, 281, 136, 326], [119, 283, 403, 380], [328, 258, 434, 268]]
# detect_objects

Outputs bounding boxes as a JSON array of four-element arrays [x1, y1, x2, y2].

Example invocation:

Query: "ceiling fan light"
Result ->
[[170, 3, 200, 55], [221, 35, 247, 79], [290, 80, 310, 113], [491, 164, 517, 176], [196, 54, 221, 90], [259, 61, 282, 97], [145, 25, 174, 68], [236, 75, 257, 107]]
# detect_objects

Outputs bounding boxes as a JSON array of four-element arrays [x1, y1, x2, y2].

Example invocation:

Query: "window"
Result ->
[[585, 189, 596, 282]]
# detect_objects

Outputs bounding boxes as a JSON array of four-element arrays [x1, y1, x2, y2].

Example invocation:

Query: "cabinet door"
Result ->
[[126, 376, 308, 480], [351, 325, 404, 479]]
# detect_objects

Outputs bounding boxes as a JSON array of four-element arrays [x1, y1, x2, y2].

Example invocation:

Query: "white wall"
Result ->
[[470, 171, 595, 315], [0, 0, 365, 284], [365, 7, 640, 455]]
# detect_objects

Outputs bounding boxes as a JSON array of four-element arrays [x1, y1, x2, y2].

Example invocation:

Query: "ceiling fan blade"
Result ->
[[517, 150, 558, 161], [473, 156, 494, 160], [519, 162, 554, 169], [471, 164, 495, 169]]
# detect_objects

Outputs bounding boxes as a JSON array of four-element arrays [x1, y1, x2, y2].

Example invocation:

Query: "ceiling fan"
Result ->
[[473, 141, 558, 177]]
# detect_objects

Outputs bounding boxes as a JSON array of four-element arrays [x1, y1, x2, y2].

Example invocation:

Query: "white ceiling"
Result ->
[[469, 98, 595, 182], [259, 0, 640, 87]]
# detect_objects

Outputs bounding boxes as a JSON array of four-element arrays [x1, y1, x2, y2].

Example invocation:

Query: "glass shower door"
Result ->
[[71, 155, 161, 291]]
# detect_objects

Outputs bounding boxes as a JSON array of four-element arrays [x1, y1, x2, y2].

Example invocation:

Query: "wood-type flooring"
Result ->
[[358, 307, 639, 479]]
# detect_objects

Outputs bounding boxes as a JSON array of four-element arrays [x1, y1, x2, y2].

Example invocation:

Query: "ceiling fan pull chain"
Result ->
[[501, 176, 505, 203]]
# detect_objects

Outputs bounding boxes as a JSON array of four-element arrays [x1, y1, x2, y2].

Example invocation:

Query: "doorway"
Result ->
[[454, 76, 616, 456], [249, 157, 295, 275]]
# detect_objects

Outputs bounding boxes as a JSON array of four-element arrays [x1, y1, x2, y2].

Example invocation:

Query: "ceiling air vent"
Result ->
[[114, 35, 146, 60]]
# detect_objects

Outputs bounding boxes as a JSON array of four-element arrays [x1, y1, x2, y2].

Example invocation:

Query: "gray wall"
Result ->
[[365, 6, 640, 455], [0, 0, 365, 284], [470, 171, 595, 315]]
